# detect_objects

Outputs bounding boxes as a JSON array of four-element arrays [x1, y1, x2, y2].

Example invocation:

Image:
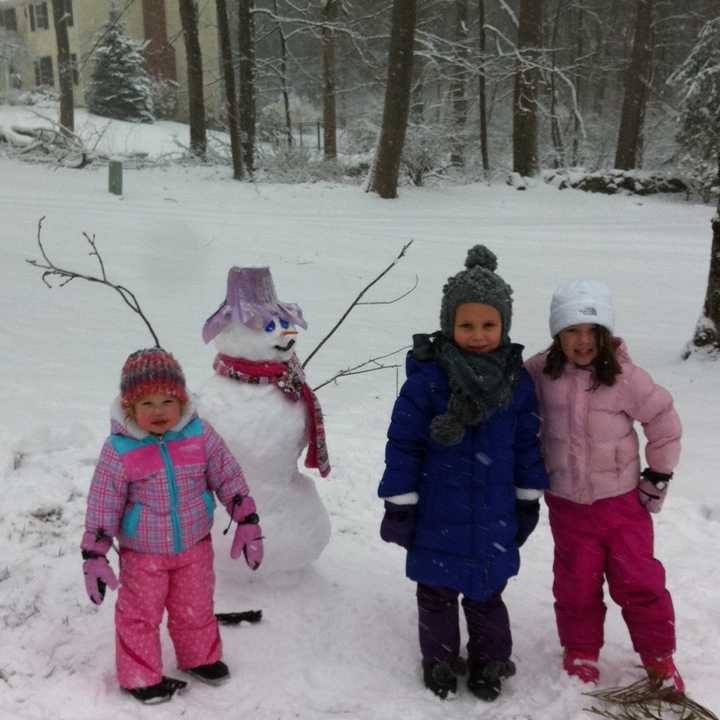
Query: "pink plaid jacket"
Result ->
[[84, 408, 249, 555]]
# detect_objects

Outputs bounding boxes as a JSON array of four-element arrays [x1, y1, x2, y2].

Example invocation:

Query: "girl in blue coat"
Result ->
[[378, 245, 548, 702]]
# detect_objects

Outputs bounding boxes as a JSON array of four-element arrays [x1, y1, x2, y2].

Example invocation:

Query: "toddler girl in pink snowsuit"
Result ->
[[525, 280, 685, 694], [81, 348, 263, 704]]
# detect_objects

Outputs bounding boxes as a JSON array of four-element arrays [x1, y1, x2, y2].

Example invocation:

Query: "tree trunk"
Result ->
[[238, 0, 256, 172], [571, 5, 583, 166], [512, 0, 543, 177], [321, 0, 338, 160], [272, 0, 293, 146], [216, 0, 243, 179], [477, 0, 489, 176], [688, 162, 720, 355], [449, 0, 469, 168], [368, 0, 417, 199], [614, 0, 654, 170], [178, 0, 207, 156], [51, 0, 74, 133], [548, 0, 564, 168]]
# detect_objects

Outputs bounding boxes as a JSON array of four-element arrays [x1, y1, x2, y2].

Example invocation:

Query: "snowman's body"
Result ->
[[197, 312, 331, 574]]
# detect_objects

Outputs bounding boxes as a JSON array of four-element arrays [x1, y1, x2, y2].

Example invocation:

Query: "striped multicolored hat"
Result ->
[[120, 348, 188, 407]]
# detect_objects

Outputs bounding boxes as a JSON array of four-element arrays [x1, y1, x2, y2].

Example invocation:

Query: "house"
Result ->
[[0, 0, 224, 121]]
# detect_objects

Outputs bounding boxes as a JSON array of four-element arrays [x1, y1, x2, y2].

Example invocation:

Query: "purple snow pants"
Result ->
[[115, 536, 221, 689], [417, 583, 511, 667], [546, 490, 676, 659]]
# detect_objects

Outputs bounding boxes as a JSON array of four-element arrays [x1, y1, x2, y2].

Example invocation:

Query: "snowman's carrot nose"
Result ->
[[281, 330, 298, 336]]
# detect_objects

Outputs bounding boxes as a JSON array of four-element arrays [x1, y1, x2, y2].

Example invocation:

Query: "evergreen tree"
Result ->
[[85, 11, 154, 123]]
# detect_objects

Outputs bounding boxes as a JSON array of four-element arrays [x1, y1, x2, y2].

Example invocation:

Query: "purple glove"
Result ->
[[225, 495, 264, 569], [81, 529, 118, 605], [638, 468, 672, 513], [380, 501, 416, 549]]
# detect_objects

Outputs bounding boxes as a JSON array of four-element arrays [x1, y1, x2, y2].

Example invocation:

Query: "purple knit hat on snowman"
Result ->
[[202, 266, 307, 344]]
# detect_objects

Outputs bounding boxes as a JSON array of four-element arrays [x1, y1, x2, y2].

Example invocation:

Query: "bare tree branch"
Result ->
[[301, 240, 414, 369], [313, 345, 409, 392], [357, 274, 419, 305], [26, 217, 161, 347]]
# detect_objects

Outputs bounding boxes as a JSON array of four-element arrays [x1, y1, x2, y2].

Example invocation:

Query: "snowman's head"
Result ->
[[214, 316, 300, 362], [203, 266, 307, 362]]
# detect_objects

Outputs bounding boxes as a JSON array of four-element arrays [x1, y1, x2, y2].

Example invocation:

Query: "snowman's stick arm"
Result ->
[[26, 216, 162, 347], [302, 239, 414, 369], [312, 345, 409, 392]]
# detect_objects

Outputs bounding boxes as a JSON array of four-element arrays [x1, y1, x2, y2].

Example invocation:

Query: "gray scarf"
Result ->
[[412, 333, 524, 446]]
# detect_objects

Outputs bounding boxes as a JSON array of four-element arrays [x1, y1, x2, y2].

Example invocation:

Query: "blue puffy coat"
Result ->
[[378, 353, 548, 601]]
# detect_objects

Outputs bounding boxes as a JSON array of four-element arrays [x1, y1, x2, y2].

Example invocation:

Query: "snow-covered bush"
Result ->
[[259, 94, 319, 145], [85, 12, 154, 123], [401, 123, 448, 186]]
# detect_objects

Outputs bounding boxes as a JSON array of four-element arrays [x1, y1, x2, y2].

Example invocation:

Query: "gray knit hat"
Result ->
[[439, 245, 513, 342]]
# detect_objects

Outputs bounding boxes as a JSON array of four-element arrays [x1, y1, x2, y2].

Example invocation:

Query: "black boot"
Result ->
[[186, 660, 230, 686], [422, 660, 458, 700], [126, 676, 187, 704], [467, 659, 516, 702]]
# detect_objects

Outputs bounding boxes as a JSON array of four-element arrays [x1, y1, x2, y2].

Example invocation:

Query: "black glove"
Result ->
[[380, 501, 416, 549], [515, 499, 540, 548], [638, 468, 672, 513]]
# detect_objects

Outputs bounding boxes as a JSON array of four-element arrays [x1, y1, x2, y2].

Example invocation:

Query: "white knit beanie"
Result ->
[[549, 280, 615, 337]]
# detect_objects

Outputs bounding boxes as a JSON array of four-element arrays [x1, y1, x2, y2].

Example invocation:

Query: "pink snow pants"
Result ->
[[546, 490, 676, 659], [115, 536, 221, 689]]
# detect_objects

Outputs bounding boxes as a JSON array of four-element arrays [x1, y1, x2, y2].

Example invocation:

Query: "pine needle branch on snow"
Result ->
[[26, 217, 161, 347], [584, 677, 718, 720]]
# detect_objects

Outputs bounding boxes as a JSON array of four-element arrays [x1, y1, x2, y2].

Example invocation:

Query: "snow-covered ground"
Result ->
[[1, 110, 719, 719]]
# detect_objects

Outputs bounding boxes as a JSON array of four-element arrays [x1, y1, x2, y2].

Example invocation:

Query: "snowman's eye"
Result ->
[[280, 319, 289, 330], [264, 320, 276, 333]]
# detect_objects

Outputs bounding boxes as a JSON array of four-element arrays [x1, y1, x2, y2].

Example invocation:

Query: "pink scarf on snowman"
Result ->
[[213, 353, 331, 478]]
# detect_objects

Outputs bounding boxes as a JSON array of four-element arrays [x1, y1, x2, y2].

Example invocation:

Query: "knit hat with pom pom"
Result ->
[[439, 245, 513, 343], [120, 348, 188, 407]]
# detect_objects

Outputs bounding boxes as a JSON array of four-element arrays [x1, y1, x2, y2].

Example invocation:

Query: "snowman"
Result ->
[[197, 266, 331, 574]]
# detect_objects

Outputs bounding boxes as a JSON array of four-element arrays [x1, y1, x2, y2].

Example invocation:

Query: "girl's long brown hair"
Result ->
[[543, 326, 622, 389]]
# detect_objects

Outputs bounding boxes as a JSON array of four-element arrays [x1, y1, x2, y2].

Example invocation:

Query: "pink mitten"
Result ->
[[83, 556, 119, 605], [638, 468, 671, 513], [81, 528, 119, 605], [230, 520, 264, 569]]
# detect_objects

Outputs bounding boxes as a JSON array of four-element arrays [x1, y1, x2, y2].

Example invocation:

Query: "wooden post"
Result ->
[[108, 160, 123, 195]]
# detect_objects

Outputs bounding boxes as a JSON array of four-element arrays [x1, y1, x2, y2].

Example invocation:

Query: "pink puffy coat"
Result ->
[[525, 341, 681, 505]]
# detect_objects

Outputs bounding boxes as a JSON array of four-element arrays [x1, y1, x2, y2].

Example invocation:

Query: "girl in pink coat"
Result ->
[[525, 280, 684, 694], [81, 348, 263, 704]]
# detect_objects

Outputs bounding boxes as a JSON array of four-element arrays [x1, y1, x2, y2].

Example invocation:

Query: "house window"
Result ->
[[34, 56, 53, 86], [70, 53, 79, 84], [0, 8, 18, 31], [30, 2, 49, 31]]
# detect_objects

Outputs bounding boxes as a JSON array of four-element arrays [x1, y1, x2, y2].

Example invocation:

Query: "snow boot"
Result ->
[[126, 676, 187, 704], [641, 654, 685, 695], [422, 660, 457, 700], [448, 655, 468, 677], [467, 658, 516, 702], [563, 649, 599, 685], [186, 660, 230, 686]]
